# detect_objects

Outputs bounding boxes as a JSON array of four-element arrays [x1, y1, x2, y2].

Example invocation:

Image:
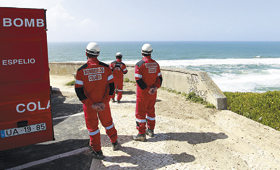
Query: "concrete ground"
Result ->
[[1, 75, 280, 170]]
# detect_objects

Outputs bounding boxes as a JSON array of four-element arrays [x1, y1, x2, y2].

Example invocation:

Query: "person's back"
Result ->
[[134, 43, 162, 142], [136, 56, 160, 88], [76, 57, 113, 104], [75, 42, 119, 160], [109, 52, 128, 103], [111, 60, 127, 79]]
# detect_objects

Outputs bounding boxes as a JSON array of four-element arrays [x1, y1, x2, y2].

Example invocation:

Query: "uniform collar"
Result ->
[[142, 56, 151, 61], [87, 57, 99, 66], [116, 59, 122, 62]]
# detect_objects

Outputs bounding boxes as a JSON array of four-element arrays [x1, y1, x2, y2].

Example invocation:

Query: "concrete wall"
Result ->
[[49, 62, 227, 110]]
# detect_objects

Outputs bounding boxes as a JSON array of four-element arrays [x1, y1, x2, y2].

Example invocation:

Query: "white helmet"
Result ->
[[86, 42, 100, 55], [116, 52, 123, 58], [141, 43, 153, 54]]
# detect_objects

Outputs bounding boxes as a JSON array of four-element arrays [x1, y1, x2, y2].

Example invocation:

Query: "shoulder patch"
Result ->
[[136, 60, 145, 67], [78, 63, 88, 71], [99, 61, 109, 68]]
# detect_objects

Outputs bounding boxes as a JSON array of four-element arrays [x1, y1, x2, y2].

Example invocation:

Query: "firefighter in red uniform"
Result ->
[[133, 43, 163, 142], [109, 52, 128, 103], [75, 42, 119, 160]]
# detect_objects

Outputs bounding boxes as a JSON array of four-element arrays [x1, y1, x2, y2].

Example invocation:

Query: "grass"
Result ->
[[124, 78, 136, 84], [65, 80, 75, 86], [161, 87, 216, 108], [124, 78, 130, 82], [164, 88, 280, 131], [224, 91, 280, 131], [186, 92, 216, 108]]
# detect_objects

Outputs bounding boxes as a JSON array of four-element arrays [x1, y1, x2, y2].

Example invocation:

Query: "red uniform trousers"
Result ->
[[83, 103, 117, 151], [112, 78, 123, 101], [135, 88, 157, 134]]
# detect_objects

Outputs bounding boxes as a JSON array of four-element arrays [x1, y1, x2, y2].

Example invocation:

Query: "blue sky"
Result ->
[[1, 0, 279, 42]]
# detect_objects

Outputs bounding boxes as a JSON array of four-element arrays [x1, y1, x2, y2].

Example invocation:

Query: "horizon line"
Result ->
[[48, 40, 280, 43]]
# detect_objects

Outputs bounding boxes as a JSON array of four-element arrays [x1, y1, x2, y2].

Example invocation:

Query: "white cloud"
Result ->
[[80, 19, 97, 28], [46, 4, 99, 42], [1, 0, 279, 41], [0, 0, 63, 9], [47, 4, 75, 31], [0, 0, 99, 41], [49, 4, 74, 20]]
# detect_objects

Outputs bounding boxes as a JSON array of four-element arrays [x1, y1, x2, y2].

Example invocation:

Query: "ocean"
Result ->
[[48, 41, 280, 93]]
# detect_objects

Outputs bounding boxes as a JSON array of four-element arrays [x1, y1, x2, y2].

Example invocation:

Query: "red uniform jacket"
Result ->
[[135, 56, 162, 92], [75, 58, 115, 106], [109, 59, 128, 80]]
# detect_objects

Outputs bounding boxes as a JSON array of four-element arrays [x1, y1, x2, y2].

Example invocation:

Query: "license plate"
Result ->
[[0, 123, 46, 138]]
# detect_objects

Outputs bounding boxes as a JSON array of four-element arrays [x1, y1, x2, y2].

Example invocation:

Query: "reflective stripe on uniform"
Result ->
[[158, 72, 162, 76], [123, 68, 127, 71], [88, 129, 100, 136], [136, 118, 146, 123], [105, 123, 114, 130], [146, 116, 155, 121], [75, 79, 84, 85], [117, 89, 123, 92], [108, 74, 114, 81], [135, 74, 142, 78]]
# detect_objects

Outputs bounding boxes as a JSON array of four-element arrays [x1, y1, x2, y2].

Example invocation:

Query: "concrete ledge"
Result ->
[[49, 62, 85, 76], [49, 62, 227, 110]]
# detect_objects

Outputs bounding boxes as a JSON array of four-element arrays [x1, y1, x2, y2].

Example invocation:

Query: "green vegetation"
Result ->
[[181, 92, 187, 97], [124, 78, 130, 82], [160, 87, 215, 109], [160, 87, 167, 91], [205, 103, 216, 108], [65, 80, 75, 86], [186, 92, 216, 108], [161, 87, 178, 94], [123, 78, 136, 84], [186, 92, 205, 104], [224, 91, 280, 131]]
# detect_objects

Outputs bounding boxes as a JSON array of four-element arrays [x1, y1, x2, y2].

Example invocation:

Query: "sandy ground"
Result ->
[[49, 75, 280, 170]]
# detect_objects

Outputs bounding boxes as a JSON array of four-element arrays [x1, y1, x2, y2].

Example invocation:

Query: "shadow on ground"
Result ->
[[149, 132, 228, 144], [0, 131, 227, 170], [51, 93, 83, 126], [101, 146, 195, 169], [122, 90, 135, 95], [97, 132, 227, 169], [117, 99, 161, 104], [0, 139, 90, 170]]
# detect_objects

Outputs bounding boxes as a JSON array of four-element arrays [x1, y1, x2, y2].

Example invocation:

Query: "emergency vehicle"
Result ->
[[0, 7, 54, 151]]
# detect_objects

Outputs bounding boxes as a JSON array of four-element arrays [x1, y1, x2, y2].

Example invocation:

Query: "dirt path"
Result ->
[[50, 75, 280, 170]]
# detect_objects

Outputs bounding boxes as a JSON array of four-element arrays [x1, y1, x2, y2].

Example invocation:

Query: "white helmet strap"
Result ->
[[141, 49, 153, 54], [86, 49, 99, 55]]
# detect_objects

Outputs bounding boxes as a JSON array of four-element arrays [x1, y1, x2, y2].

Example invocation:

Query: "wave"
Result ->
[[159, 58, 280, 67], [211, 69, 280, 92], [119, 58, 280, 67], [69, 58, 280, 92]]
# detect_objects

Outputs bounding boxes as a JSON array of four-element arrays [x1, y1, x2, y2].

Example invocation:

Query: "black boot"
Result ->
[[91, 150, 105, 160], [133, 133, 147, 142], [112, 140, 120, 151], [146, 128, 154, 137]]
